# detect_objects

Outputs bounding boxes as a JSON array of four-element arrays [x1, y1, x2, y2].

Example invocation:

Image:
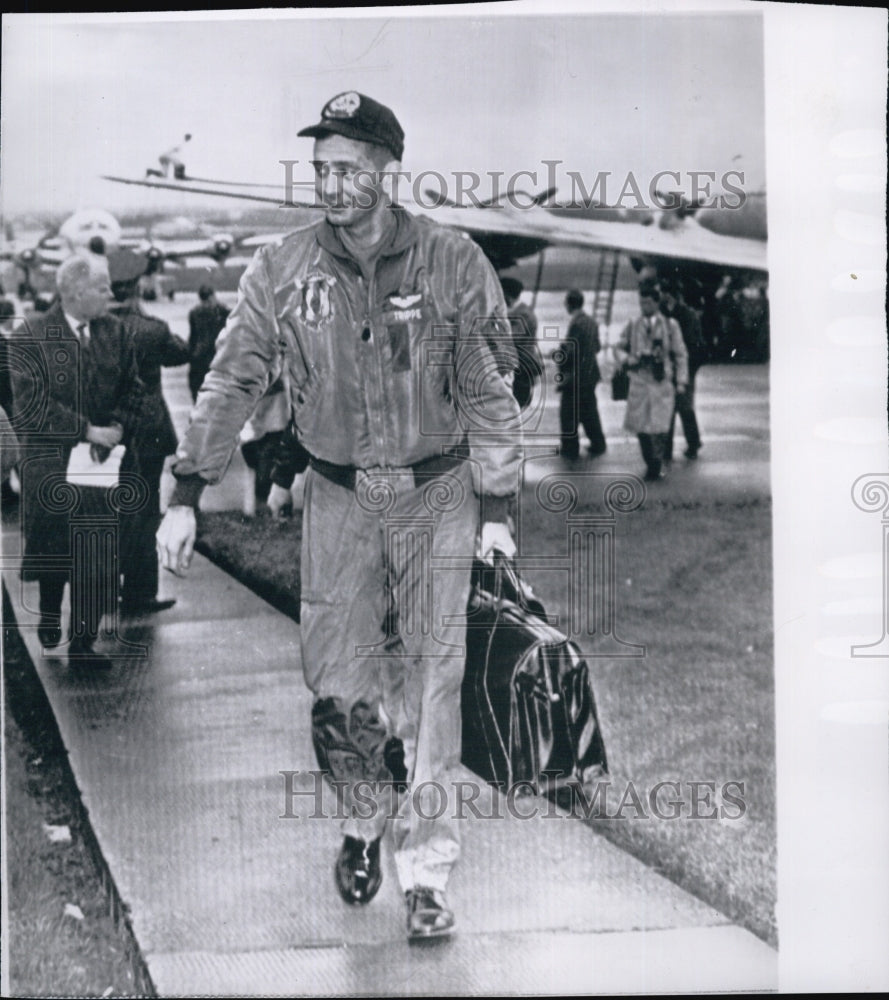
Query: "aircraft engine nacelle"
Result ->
[[211, 234, 234, 263], [58, 208, 122, 255], [145, 245, 164, 276]]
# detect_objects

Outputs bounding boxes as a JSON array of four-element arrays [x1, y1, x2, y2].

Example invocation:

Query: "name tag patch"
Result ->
[[385, 307, 423, 323]]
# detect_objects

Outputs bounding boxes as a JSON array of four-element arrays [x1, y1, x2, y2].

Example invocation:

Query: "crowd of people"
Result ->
[[1, 89, 725, 946], [0, 263, 229, 668], [496, 272, 707, 482]]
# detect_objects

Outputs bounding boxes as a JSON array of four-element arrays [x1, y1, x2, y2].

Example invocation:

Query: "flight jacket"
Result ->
[[170, 206, 523, 522]]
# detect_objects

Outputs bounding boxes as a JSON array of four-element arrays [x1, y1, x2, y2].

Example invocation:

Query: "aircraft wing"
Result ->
[[419, 202, 768, 273], [226, 201, 767, 273], [102, 174, 767, 273], [101, 175, 304, 207], [142, 237, 234, 261]]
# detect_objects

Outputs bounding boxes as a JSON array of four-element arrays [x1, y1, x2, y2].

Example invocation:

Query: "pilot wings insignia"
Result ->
[[388, 293, 423, 310]]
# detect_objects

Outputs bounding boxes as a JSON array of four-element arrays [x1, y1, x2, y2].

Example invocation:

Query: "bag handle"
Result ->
[[491, 550, 561, 704], [492, 546, 522, 598], [491, 548, 552, 622]]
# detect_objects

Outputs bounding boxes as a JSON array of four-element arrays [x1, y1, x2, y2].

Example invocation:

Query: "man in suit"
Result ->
[[556, 289, 606, 459], [0, 297, 16, 414], [109, 249, 189, 614], [500, 277, 543, 410], [0, 298, 20, 508], [187, 285, 229, 401], [9, 253, 142, 669], [660, 277, 706, 461]]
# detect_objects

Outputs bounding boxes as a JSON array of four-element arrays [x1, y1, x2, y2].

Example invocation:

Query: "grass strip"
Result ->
[[3, 586, 156, 997]]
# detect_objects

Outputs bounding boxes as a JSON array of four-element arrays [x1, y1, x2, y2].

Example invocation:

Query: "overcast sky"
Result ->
[[1, 7, 765, 219]]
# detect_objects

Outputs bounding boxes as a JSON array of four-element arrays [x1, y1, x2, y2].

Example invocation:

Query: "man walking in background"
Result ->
[[0, 297, 20, 509], [187, 284, 229, 401], [660, 276, 706, 461], [109, 248, 189, 614], [556, 289, 606, 460], [500, 276, 543, 410], [616, 281, 688, 481]]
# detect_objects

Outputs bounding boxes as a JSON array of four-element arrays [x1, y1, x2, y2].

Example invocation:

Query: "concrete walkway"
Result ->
[[2, 520, 777, 996]]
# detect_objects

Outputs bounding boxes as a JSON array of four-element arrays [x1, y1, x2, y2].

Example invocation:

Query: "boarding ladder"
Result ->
[[592, 249, 620, 328]]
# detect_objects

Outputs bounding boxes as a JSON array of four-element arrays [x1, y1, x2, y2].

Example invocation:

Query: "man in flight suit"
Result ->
[[157, 91, 523, 941]]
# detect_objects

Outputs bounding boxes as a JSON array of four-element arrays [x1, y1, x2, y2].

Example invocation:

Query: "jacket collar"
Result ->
[[316, 205, 419, 262], [637, 312, 665, 329], [42, 301, 77, 338], [46, 303, 114, 339]]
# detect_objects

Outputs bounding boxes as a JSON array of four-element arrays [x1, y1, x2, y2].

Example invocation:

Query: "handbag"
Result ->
[[611, 363, 630, 401], [461, 552, 609, 802]]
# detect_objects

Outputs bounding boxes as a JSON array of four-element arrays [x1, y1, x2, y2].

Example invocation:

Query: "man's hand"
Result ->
[[157, 505, 197, 576], [478, 521, 516, 564], [267, 483, 293, 519], [86, 422, 123, 449]]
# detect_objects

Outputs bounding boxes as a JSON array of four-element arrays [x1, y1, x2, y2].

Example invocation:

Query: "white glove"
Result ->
[[478, 521, 516, 564], [156, 505, 197, 576], [267, 483, 293, 518]]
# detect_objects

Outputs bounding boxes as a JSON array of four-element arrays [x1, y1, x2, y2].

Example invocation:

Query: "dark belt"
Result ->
[[309, 441, 469, 492]]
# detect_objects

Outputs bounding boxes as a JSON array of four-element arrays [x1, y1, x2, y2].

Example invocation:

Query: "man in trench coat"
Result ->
[[615, 282, 688, 481]]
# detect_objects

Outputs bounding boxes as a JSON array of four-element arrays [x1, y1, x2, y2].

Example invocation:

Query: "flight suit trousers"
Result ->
[[300, 459, 478, 893]]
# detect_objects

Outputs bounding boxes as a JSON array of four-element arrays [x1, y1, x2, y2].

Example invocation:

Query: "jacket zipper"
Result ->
[[361, 268, 388, 461]]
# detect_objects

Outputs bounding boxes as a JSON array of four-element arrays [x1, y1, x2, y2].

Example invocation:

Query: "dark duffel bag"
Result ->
[[461, 552, 608, 801]]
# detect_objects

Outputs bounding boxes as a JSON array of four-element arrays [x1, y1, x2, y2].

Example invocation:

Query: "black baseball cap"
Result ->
[[298, 91, 404, 162]]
